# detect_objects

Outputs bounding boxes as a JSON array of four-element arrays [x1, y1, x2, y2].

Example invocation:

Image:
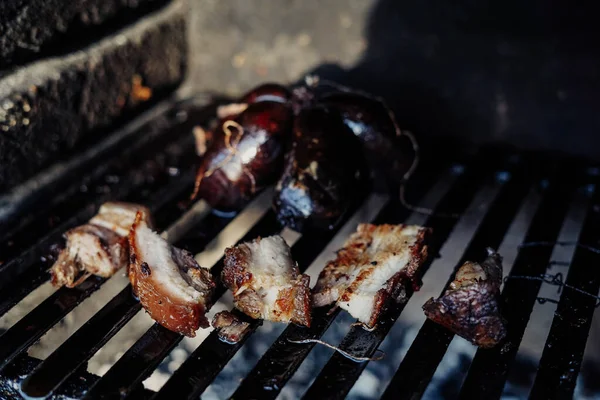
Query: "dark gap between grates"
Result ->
[[455, 162, 583, 399], [379, 156, 543, 400], [0, 166, 202, 375], [151, 189, 381, 400], [528, 178, 600, 399], [0, 120, 598, 400], [0, 157, 195, 320], [226, 153, 456, 400], [0, 99, 219, 317], [0, 134, 196, 308], [16, 201, 243, 399], [0, 97, 213, 260], [300, 149, 511, 400], [80, 211, 283, 399]]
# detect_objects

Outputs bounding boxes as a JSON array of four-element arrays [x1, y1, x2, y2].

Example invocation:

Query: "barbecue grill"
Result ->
[[0, 90, 598, 400]]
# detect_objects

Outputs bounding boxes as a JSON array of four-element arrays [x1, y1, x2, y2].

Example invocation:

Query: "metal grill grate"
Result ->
[[0, 98, 598, 400]]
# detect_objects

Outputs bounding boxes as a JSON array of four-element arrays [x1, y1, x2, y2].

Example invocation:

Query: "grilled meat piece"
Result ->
[[89, 201, 153, 236], [222, 235, 311, 326], [422, 248, 506, 348], [273, 106, 368, 232], [128, 212, 215, 337], [191, 101, 293, 212], [319, 92, 417, 186], [212, 311, 251, 344], [50, 202, 152, 288], [313, 223, 430, 328], [50, 225, 128, 288]]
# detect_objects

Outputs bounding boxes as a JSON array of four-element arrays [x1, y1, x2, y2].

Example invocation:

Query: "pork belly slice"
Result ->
[[422, 248, 506, 348], [129, 213, 215, 337], [50, 202, 152, 288], [212, 311, 251, 344], [222, 235, 312, 327], [50, 224, 128, 288], [89, 201, 153, 236], [313, 224, 430, 328]]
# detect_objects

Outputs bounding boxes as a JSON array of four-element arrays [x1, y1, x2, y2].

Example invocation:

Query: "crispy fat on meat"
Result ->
[[50, 202, 152, 288], [212, 311, 251, 344], [222, 235, 311, 327], [313, 224, 430, 328], [89, 201, 153, 236], [128, 212, 215, 337], [422, 248, 506, 348]]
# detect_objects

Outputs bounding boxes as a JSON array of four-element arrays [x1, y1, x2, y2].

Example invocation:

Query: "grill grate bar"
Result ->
[[456, 163, 581, 399], [0, 98, 208, 261], [301, 151, 507, 400], [151, 192, 375, 400], [19, 286, 142, 398], [380, 157, 531, 400], [2, 100, 598, 400], [82, 212, 283, 399], [0, 275, 106, 372], [151, 308, 262, 400], [16, 203, 231, 399], [0, 267, 50, 319], [0, 166, 195, 320], [0, 134, 197, 315], [228, 159, 453, 400], [528, 183, 600, 399], [0, 168, 198, 373]]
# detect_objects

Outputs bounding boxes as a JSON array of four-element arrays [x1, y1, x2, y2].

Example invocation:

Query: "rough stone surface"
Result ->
[[0, 0, 186, 191], [0, 0, 169, 69]]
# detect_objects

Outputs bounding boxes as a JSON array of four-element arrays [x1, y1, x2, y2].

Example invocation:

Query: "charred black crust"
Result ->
[[368, 227, 430, 328], [273, 106, 369, 232], [423, 251, 506, 348], [222, 245, 253, 292], [141, 262, 151, 276], [212, 311, 252, 344], [127, 212, 214, 337], [423, 281, 507, 348], [291, 274, 312, 327]]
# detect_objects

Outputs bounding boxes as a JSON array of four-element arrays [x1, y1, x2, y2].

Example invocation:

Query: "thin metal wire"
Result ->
[[519, 241, 600, 255], [287, 338, 385, 363], [504, 273, 600, 307]]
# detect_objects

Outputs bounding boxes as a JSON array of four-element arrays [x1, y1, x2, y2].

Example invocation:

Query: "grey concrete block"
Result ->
[[186, 0, 369, 96], [0, 0, 187, 192], [0, 0, 169, 68]]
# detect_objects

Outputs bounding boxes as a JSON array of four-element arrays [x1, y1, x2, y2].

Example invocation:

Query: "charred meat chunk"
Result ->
[[212, 311, 251, 344], [273, 106, 368, 232], [222, 235, 311, 326], [128, 212, 215, 337], [191, 101, 293, 212], [313, 223, 430, 328], [50, 202, 152, 288], [422, 248, 506, 348]]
